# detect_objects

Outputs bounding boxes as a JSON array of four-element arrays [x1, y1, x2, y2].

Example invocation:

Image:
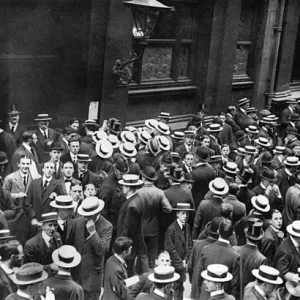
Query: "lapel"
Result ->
[[14, 171, 25, 191], [268, 226, 281, 245], [175, 221, 185, 244], [59, 178, 68, 195], [112, 255, 128, 278], [0, 266, 14, 294], [251, 286, 266, 300], [287, 237, 300, 265], [41, 178, 56, 203]]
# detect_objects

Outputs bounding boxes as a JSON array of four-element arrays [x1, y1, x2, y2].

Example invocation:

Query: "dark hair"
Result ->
[[218, 219, 233, 240], [199, 135, 210, 142], [63, 126, 75, 136], [268, 209, 281, 220], [220, 203, 233, 220], [183, 152, 194, 159], [69, 118, 79, 126], [221, 144, 229, 150], [62, 161, 74, 167], [112, 237, 133, 254], [18, 154, 32, 164], [218, 112, 225, 117], [69, 138, 80, 145], [0, 240, 21, 261], [84, 183, 96, 191], [22, 130, 33, 142], [226, 106, 236, 114], [85, 125, 96, 132], [228, 183, 239, 196], [70, 182, 83, 189]]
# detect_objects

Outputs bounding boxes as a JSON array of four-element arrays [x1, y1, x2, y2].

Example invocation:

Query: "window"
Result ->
[[130, 1, 197, 86]]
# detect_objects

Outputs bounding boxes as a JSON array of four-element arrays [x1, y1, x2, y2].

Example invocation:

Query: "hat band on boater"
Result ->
[[123, 178, 139, 184], [292, 226, 300, 234], [58, 254, 74, 264], [55, 200, 73, 207], [83, 203, 99, 213], [207, 270, 227, 279], [258, 270, 278, 281], [154, 272, 174, 280], [255, 200, 267, 210], [16, 270, 43, 282], [212, 184, 225, 192]]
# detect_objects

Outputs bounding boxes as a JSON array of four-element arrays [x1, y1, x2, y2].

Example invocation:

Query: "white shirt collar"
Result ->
[[254, 285, 267, 299], [153, 289, 167, 299], [58, 270, 71, 276], [17, 290, 33, 300], [70, 152, 77, 159], [9, 122, 18, 129], [0, 263, 13, 275], [289, 106, 294, 113], [285, 168, 293, 176], [260, 182, 267, 190], [211, 290, 225, 297], [42, 230, 52, 245], [62, 137, 68, 145], [43, 176, 52, 184], [270, 225, 280, 233], [171, 182, 180, 186], [218, 237, 230, 244], [22, 142, 31, 151], [177, 219, 185, 230], [19, 170, 28, 178], [240, 107, 246, 114], [114, 253, 126, 265], [39, 128, 48, 135]]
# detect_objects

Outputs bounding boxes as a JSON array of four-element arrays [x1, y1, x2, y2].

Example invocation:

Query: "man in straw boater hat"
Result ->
[[23, 213, 62, 270], [136, 137, 160, 171], [201, 264, 234, 300], [73, 196, 112, 300], [175, 130, 197, 160], [233, 218, 267, 296], [80, 119, 100, 145], [274, 220, 300, 282], [276, 270, 300, 300], [207, 123, 223, 156], [46, 245, 84, 300], [245, 125, 259, 146], [243, 265, 282, 300], [136, 265, 180, 300], [157, 112, 171, 124], [119, 141, 140, 175], [138, 166, 172, 269], [6, 262, 52, 300], [234, 97, 250, 127], [192, 177, 229, 239], [281, 98, 298, 139], [4, 104, 26, 147], [271, 146, 291, 171], [165, 202, 193, 300]]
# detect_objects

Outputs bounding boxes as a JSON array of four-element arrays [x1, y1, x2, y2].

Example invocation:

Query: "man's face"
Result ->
[[122, 185, 130, 195], [63, 162, 74, 178], [271, 212, 282, 229], [221, 147, 229, 158], [70, 122, 79, 131], [185, 136, 193, 146], [263, 283, 277, 295], [18, 157, 31, 174], [293, 146, 300, 157], [77, 161, 88, 173], [50, 150, 62, 162], [84, 184, 96, 197], [155, 252, 171, 267], [202, 138, 210, 148], [211, 162, 221, 171], [38, 121, 49, 131], [244, 154, 254, 164], [219, 115, 225, 125], [184, 154, 194, 167], [203, 280, 218, 293], [43, 221, 56, 237], [70, 185, 83, 202], [69, 141, 80, 154], [9, 113, 20, 124], [28, 281, 45, 298], [242, 103, 249, 109], [177, 211, 189, 224], [42, 162, 54, 178], [58, 208, 73, 220]]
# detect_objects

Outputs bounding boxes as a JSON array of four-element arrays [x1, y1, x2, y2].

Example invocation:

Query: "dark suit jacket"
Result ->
[[12, 143, 39, 171], [271, 156, 284, 171], [260, 225, 283, 265], [233, 244, 267, 296], [209, 135, 221, 156], [274, 236, 300, 278], [234, 109, 247, 128], [243, 285, 266, 300], [5, 293, 42, 300], [56, 218, 76, 245], [175, 143, 198, 159], [89, 156, 113, 175], [24, 231, 62, 274], [191, 164, 215, 209], [45, 273, 84, 300], [220, 123, 233, 145], [58, 135, 70, 156], [283, 184, 300, 227], [72, 216, 113, 292], [0, 131, 17, 176], [165, 220, 192, 281], [38, 161, 64, 180], [225, 114, 240, 134], [198, 240, 240, 300], [136, 152, 156, 170], [281, 107, 293, 138], [237, 186, 256, 214], [4, 123, 26, 147], [223, 194, 246, 225], [73, 170, 101, 189], [0, 266, 17, 300], [103, 255, 134, 300], [58, 177, 80, 195], [24, 177, 64, 220], [276, 168, 293, 202], [0, 188, 16, 221]]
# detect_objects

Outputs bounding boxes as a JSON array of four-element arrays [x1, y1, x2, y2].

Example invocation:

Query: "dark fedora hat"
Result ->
[[183, 173, 195, 184], [82, 119, 100, 128], [0, 229, 15, 240], [0, 151, 8, 165], [236, 168, 253, 184], [169, 167, 184, 182], [7, 104, 20, 115], [196, 147, 210, 162], [245, 218, 264, 240], [49, 142, 64, 151], [261, 152, 273, 164], [235, 130, 246, 141], [206, 217, 223, 237], [12, 263, 48, 285], [141, 166, 158, 181], [161, 152, 176, 167], [286, 127, 298, 135]]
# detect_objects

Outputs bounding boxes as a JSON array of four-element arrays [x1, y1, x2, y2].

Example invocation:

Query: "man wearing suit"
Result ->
[[3, 155, 32, 245], [233, 219, 267, 296], [46, 245, 84, 300], [218, 114, 233, 146], [24, 161, 64, 225], [175, 130, 198, 159], [165, 203, 193, 300], [181, 152, 195, 174], [103, 236, 135, 300], [73, 197, 113, 300], [4, 104, 26, 147], [197, 219, 240, 300], [60, 138, 80, 170], [274, 220, 300, 282], [225, 106, 240, 134], [191, 147, 215, 210], [58, 126, 76, 156], [234, 98, 250, 128], [139, 166, 172, 269], [34, 113, 59, 163], [24, 212, 63, 275], [281, 99, 297, 139], [58, 161, 81, 195], [207, 124, 222, 156], [193, 178, 228, 239]]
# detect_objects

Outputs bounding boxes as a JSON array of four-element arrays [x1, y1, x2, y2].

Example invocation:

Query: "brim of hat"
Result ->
[[12, 270, 48, 285], [141, 171, 158, 181], [209, 181, 229, 195], [245, 129, 259, 134], [206, 222, 218, 237], [252, 270, 283, 285], [0, 235, 15, 240], [110, 142, 120, 149], [120, 132, 136, 144], [283, 160, 300, 166], [77, 158, 92, 162], [169, 175, 184, 182], [245, 229, 264, 240], [223, 167, 237, 174], [0, 159, 8, 165], [255, 140, 271, 147], [148, 272, 180, 283], [251, 198, 270, 212], [261, 175, 276, 182], [40, 218, 58, 223], [95, 143, 113, 159], [207, 128, 223, 132], [118, 179, 143, 186], [77, 200, 105, 216], [239, 100, 250, 106], [244, 150, 257, 155], [172, 207, 195, 211], [198, 156, 210, 162], [171, 135, 184, 140], [156, 128, 170, 135], [35, 118, 52, 121], [145, 120, 156, 130], [287, 224, 300, 237], [52, 249, 81, 268], [119, 145, 137, 157], [159, 144, 171, 151], [7, 111, 20, 115], [50, 147, 64, 151], [201, 270, 233, 282], [236, 135, 247, 141], [184, 179, 195, 183], [82, 123, 100, 128], [50, 201, 76, 209], [286, 281, 300, 297]]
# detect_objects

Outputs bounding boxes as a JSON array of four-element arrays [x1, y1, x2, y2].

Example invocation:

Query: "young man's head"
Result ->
[[155, 251, 171, 267], [200, 135, 210, 148], [84, 183, 97, 198], [184, 133, 194, 146], [183, 152, 194, 167], [63, 127, 75, 141], [77, 159, 89, 173], [112, 236, 133, 259], [62, 161, 74, 179], [42, 220, 57, 238], [0, 239, 23, 268], [42, 161, 55, 178], [221, 144, 229, 158], [176, 210, 189, 224], [69, 118, 80, 132], [69, 182, 83, 202], [269, 209, 282, 230], [218, 219, 233, 241], [49, 149, 62, 163], [38, 120, 49, 131], [218, 112, 226, 125], [18, 155, 31, 174], [22, 131, 34, 145], [69, 139, 80, 155]]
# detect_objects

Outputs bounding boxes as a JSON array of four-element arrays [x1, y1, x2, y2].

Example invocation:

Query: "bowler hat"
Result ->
[[236, 168, 253, 184], [209, 178, 229, 195], [0, 229, 15, 240], [118, 174, 143, 186], [95, 140, 113, 159], [261, 168, 276, 182], [52, 245, 81, 268], [141, 166, 158, 181], [148, 266, 180, 283], [252, 265, 283, 285], [245, 218, 264, 240], [206, 217, 223, 237], [0, 151, 8, 165], [49, 142, 64, 151], [261, 152, 273, 164], [286, 127, 298, 135], [40, 212, 58, 223], [35, 114, 52, 122], [7, 104, 20, 115], [77, 197, 105, 216], [238, 98, 250, 106], [50, 195, 76, 209], [235, 130, 246, 141], [169, 167, 184, 182], [196, 147, 210, 162], [12, 263, 48, 285], [201, 264, 233, 282], [251, 195, 270, 212]]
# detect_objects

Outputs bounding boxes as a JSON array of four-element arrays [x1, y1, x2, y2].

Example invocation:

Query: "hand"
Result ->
[[86, 219, 96, 235], [41, 286, 55, 300], [17, 192, 27, 198], [182, 260, 187, 268], [265, 185, 272, 196], [49, 192, 57, 200], [31, 219, 42, 226], [272, 184, 282, 197], [50, 263, 59, 272]]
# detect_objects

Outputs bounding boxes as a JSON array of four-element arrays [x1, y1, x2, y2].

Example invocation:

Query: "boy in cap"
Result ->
[[165, 203, 193, 300]]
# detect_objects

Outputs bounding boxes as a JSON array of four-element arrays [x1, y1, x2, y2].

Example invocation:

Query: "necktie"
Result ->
[[11, 125, 15, 133], [49, 238, 55, 250], [23, 176, 27, 189], [80, 173, 85, 180], [43, 180, 49, 188], [43, 130, 47, 139]]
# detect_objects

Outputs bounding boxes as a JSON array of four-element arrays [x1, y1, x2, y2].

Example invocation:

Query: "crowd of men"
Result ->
[[1, 98, 300, 300]]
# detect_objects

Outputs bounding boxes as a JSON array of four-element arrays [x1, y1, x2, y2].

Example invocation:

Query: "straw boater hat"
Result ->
[[77, 197, 105, 216], [207, 124, 223, 133], [223, 162, 238, 174], [255, 137, 271, 148], [12, 263, 48, 285], [287, 220, 300, 237], [184, 130, 196, 137], [120, 131, 137, 144], [273, 146, 286, 154], [95, 140, 113, 159], [210, 155, 223, 164], [287, 98, 298, 104], [245, 218, 264, 240], [157, 112, 170, 120], [92, 130, 108, 144], [246, 107, 257, 114], [82, 119, 100, 128], [138, 131, 152, 145], [209, 178, 229, 195], [157, 135, 170, 151], [145, 119, 158, 130], [155, 122, 170, 135], [7, 104, 20, 115], [119, 142, 137, 157], [244, 146, 257, 155], [171, 131, 185, 140], [118, 174, 143, 186], [251, 195, 270, 213], [148, 266, 180, 283], [0, 229, 15, 240], [238, 98, 250, 106], [283, 156, 300, 167], [35, 114, 52, 122], [260, 117, 274, 125], [52, 245, 81, 268], [77, 153, 92, 162], [252, 265, 283, 285], [172, 203, 194, 211], [50, 195, 76, 209], [107, 134, 120, 149], [201, 264, 233, 282], [40, 212, 58, 223], [245, 125, 259, 134], [286, 270, 300, 297]]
